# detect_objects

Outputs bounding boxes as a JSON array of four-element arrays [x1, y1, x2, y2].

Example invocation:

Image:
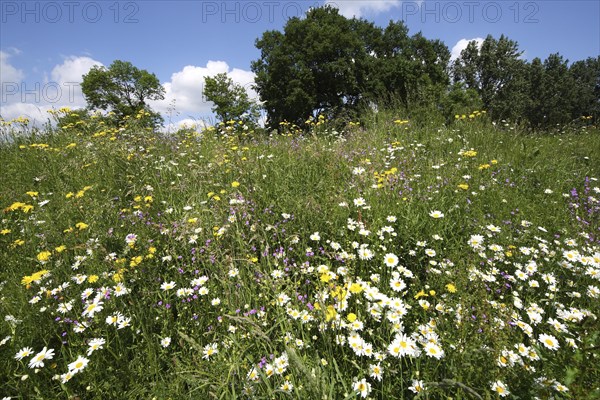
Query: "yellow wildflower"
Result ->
[[37, 251, 52, 263], [349, 282, 363, 294], [130, 256, 143, 267], [5, 202, 26, 212], [21, 269, 49, 286], [325, 305, 337, 321], [113, 272, 123, 283]]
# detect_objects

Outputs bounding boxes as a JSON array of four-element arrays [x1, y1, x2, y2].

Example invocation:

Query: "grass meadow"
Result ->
[[1, 110, 599, 399]]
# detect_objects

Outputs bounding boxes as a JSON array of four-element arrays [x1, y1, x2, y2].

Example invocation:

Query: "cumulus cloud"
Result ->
[[1, 54, 102, 123], [49, 56, 103, 108], [0, 50, 24, 85], [0, 102, 48, 123], [1, 55, 256, 128], [161, 118, 212, 134], [51, 56, 102, 86], [150, 61, 256, 119], [450, 37, 484, 61], [324, 0, 402, 18]]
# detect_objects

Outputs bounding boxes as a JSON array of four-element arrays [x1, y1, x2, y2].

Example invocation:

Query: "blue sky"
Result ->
[[1, 0, 599, 128]]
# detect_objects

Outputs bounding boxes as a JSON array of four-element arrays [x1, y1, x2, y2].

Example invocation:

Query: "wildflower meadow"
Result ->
[[1, 110, 599, 399]]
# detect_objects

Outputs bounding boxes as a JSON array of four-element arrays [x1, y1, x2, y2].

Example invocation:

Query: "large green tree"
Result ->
[[252, 6, 374, 129], [81, 60, 165, 128], [525, 54, 576, 128], [252, 7, 451, 130], [569, 56, 600, 121], [203, 73, 259, 125], [452, 35, 528, 121]]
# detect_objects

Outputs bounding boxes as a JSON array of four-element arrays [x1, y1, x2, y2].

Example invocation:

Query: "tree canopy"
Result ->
[[251, 7, 451, 129], [452, 37, 599, 128], [80, 8, 598, 132], [81, 60, 165, 128], [252, 7, 368, 128], [251, 7, 598, 131], [203, 73, 259, 125]]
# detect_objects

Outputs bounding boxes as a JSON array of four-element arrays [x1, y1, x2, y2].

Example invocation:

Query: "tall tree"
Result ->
[[81, 60, 165, 128], [452, 35, 528, 121], [541, 53, 575, 126], [252, 8, 450, 130], [252, 6, 373, 129], [203, 73, 259, 125], [524, 57, 546, 127], [525, 54, 581, 128], [570, 56, 600, 121], [406, 33, 450, 107]]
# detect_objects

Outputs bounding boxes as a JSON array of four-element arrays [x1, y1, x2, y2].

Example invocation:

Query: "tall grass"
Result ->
[[1, 110, 599, 399]]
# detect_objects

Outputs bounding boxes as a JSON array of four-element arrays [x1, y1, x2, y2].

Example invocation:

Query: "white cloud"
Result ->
[[161, 118, 211, 134], [1, 54, 102, 123], [1, 56, 255, 128], [50, 56, 103, 109], [51, 56, 102, 85], [0, 102, 51, 123], [450, 37, 484, 61], [324, 0, 402, 18], [0, 50, 24, 85], [150, 61, 256, 119]]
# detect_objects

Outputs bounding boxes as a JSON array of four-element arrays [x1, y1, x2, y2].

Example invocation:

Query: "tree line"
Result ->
[[80, 6, 599, 131]]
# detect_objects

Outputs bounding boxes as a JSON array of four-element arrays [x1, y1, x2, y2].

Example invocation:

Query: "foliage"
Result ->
[[252, 8, 451, 131], [453, 36, 599, 129], [1, 108, 599, 399], [71, 10, 597, 134], [81, 60, 165, 129], [203, 73, 260, 126], [452, 35, 529, 122], [252, 6, 369, 129], [525, 54, 576, 128], [569, 56, 600, 121]]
